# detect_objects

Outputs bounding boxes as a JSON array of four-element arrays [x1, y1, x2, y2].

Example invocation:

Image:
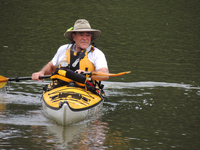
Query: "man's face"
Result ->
[[72, 32, 93, 51]]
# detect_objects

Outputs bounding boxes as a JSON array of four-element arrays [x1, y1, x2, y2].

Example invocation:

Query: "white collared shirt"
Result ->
[[52, 44, 108, 71]]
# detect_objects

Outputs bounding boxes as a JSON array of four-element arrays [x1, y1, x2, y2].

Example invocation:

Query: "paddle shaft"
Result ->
[[0, 71, 130, 89], [1, 71, 130, 83], [8, 75, 51, 82]]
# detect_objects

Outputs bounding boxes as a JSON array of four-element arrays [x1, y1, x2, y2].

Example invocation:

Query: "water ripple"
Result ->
[[103, 81, 199, 89]]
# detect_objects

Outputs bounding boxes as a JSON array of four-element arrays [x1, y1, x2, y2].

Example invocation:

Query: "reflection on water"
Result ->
[[47, 120, 109, 149], [0, 124, 56, 149], [103, 82, 200, 149], [0, 81, 199, 149]]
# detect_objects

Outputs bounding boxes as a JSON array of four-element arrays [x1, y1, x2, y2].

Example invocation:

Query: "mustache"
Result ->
[[81, 40, 89, 42]]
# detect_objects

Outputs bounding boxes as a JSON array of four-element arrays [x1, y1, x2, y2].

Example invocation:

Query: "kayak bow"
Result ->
[[42, 84, 105, 125]]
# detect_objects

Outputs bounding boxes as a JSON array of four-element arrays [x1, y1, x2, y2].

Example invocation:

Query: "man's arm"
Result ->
[[91, 67, 109, 81], [75, 68, 109, 81], [32, 60, 56, 81]]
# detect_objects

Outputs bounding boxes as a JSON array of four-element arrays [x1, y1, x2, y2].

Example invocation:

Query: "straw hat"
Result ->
[[64, 19, 101, 41]]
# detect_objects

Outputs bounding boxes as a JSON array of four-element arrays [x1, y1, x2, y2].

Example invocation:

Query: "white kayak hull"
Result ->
[[42, 99, 104, 125], [42, 85, 105, 125]]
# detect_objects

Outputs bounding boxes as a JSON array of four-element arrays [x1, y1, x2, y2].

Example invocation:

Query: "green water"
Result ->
[[0, 0, 200, 149]]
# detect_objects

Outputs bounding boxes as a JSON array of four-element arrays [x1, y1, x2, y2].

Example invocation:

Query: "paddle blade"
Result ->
[[92, 71, 131, 77], [0, 76, 9, 88], [108, 71, 131, 76], [0, 82, 7, 88]]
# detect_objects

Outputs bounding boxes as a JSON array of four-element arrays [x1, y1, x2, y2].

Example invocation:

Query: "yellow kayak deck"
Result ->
[[43, 86, 103, 111]]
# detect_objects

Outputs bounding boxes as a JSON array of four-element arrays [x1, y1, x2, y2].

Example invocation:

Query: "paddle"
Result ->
[[0, 75, 51, 88], [86, 71, 131, 77], [0, 71, 131, 88]]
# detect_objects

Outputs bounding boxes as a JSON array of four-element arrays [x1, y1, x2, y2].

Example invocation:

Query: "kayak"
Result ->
[[0, 71, 130, 125], [42, 82, 105, 125]]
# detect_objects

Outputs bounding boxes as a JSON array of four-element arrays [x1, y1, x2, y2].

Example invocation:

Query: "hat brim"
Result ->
[[64, 29, 101, 41]]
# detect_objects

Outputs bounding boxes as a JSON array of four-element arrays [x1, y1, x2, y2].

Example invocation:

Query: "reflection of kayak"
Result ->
[[42, 83, 105, 125], [47, 120, 108, 149], [46, 122, 88, 148]]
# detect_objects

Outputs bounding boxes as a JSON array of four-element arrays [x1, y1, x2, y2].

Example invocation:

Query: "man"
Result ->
[[32, 19, 109, 83]]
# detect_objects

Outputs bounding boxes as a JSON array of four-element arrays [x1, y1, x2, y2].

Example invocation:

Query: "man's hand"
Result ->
[[75, 69, 86, 74], [32, 61, 55, 81], [32, 72, 44, 81]]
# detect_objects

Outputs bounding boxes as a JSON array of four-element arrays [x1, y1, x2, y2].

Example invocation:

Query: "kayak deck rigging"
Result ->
[[43, 86, 104, 111], [42, 80, 106, 125]]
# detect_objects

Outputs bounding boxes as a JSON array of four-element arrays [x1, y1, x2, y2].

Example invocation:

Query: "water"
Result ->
[[0, 0, 200, 149], [0, 81, 199, 149]]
